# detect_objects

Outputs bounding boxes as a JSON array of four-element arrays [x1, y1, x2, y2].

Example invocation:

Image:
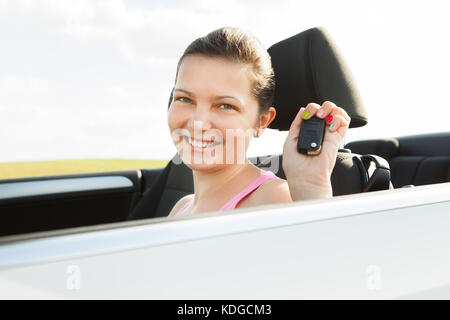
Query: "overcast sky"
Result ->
[[0, 0, 449, 162]]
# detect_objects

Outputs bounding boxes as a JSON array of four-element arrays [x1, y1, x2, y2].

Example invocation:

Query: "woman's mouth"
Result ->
[[183, 135, 222, 151]]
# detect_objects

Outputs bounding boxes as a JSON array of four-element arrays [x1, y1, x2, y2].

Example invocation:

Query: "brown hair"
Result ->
[[168, 26, 275, 115]]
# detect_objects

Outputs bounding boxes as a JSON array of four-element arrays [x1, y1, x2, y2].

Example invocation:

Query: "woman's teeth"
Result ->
[[185, 136, 220, 148]]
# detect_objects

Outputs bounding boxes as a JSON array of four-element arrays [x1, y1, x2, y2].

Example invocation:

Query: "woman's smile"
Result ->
[[183, 135, 222, 152]]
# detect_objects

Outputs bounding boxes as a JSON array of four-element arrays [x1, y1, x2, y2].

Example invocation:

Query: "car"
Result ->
[[0, 27, 449, 299]]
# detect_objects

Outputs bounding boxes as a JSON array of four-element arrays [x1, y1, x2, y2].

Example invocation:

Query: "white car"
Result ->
[[0, 27, 449, 299]]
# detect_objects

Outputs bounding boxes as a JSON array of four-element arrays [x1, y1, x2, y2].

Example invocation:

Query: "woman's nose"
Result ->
[[188, 107, 213, 131]]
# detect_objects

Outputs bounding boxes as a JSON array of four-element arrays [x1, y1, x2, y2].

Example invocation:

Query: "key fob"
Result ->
[[297, 116, 326, 155]]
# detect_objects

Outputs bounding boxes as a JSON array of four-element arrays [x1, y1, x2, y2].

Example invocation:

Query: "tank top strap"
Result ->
[[220, 170, 280, 211], [173, 170, 280, 216], [173, 198, 193, 217]]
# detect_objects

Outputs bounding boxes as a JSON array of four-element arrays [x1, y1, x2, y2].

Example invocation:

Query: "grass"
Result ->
[[0, 159, 169, 180]]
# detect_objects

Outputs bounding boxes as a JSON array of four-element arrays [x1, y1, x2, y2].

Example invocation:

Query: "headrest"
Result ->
[[267, 27, 368, 130]]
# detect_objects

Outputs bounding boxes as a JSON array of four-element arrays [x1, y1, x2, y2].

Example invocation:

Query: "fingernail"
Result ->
[[301, 110, 310, 120], [316, 109, 325, 117], [326, 115, 333, 123], [328, 123, 334, 131]]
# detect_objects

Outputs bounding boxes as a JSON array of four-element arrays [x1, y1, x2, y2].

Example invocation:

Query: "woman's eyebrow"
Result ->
[[174, 88, 243, 104], [174, 88, 194, 96], [214, 95, 243, 105]]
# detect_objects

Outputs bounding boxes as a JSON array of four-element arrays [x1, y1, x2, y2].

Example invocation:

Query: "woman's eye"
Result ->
[[176, 97, 191, 103], [219, 104, 235, 110]]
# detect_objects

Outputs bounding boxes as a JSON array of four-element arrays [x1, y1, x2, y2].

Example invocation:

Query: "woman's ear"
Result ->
[[256, 107, 276, 136]]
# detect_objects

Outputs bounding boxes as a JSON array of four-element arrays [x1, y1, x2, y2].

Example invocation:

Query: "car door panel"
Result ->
[[0, 169, 161, 236]]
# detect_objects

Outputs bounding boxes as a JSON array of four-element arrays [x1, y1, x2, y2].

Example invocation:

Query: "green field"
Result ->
[[0, 159, 169, 180]]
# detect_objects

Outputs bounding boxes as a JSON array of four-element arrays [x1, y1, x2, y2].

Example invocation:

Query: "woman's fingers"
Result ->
[[301, 102, 321, 119], [326, 114, 350, 145], [286, 101, 351, 143], [318, 102, 351, 139], [315, 101, 334, 118], [286, 107, 305, 142], [322, 101, 351, 122], [286, 103, 320, 141], [327, 114, 349, 132]]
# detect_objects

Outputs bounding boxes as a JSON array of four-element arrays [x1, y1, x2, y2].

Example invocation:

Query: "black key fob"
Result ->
[[297, 116, 326, 155]]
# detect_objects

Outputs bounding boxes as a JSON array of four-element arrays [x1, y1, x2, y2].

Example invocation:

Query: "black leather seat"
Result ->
[[346, 132, 450, 188], [128, 27, 387, 220]]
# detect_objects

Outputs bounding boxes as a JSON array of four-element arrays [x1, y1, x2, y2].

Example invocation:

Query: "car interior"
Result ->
[[0, 27, 448, 239]]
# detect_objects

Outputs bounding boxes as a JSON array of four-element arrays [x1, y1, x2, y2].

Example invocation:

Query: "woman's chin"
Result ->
[[180, 153, 224, 171], [186, 162, 223, 172]]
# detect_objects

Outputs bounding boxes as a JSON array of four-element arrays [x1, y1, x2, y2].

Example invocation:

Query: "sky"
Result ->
[[0, 0, 449, 162]]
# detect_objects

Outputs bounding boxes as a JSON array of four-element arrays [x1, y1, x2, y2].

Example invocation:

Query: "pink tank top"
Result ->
[[173, 170, 281, 217]]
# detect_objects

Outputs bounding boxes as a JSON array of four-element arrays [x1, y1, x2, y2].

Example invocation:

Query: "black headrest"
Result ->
[[267, 27, 368, 130]]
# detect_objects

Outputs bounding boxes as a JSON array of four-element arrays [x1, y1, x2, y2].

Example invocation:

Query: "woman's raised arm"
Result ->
[[282, 101, 351, 201]]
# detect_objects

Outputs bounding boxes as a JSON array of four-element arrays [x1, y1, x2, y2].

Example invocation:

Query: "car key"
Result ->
[[297, 116, 326, 155]]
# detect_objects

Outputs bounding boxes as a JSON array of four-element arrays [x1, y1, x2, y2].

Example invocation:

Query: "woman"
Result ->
[[167, 27, 350, 217]]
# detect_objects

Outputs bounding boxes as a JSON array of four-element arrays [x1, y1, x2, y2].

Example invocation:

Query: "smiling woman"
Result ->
[[165, 26, 350, 217]]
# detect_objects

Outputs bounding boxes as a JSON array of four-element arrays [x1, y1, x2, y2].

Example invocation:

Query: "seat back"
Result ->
[[267, 27, 367, 130]]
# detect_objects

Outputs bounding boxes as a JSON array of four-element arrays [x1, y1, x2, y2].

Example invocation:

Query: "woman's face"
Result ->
[[168, 55, 270, 172]]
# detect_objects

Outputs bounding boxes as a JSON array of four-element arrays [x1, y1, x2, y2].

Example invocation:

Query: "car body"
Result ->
[[0, 163, 449, 299]]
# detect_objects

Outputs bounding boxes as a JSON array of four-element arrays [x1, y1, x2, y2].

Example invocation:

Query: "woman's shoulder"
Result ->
[[238, 177, 292, 208], [257, 177, 292, 203], [168, 194, 194, 217]]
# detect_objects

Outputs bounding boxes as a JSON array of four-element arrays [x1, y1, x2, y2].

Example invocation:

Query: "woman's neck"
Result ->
[[191, 159, 263, 207]]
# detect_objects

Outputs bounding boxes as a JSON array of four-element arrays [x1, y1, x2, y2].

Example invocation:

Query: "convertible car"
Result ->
[[0, 27, 449, 299]]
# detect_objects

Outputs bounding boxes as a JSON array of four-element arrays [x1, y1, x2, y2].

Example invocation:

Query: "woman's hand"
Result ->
[[282, 101, 351, 201]]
